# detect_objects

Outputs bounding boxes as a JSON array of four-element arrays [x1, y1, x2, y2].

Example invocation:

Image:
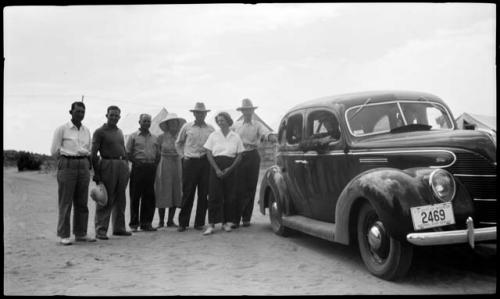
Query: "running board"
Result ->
[[282, 215, 336, 242]]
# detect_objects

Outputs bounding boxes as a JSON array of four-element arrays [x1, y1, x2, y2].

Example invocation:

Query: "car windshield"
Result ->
[[345, 101, 454, 137]]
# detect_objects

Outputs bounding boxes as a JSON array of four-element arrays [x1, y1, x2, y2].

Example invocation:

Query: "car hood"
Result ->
[[350, 129, 496, 162]]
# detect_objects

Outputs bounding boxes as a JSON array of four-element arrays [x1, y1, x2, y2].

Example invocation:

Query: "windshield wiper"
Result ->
[[349, 97, 371, 121], [390, 123, 432, 133]]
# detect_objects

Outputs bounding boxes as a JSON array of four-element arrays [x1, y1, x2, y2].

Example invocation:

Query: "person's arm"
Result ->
[[50, 126, 63, 158], [154, 135, 161, 165], [221, 134, 244, 178], [206, 150, 223, 178], [175, 123, 187, 159], [125, 133, 136, 164], [221, 153, 242, 178], [91, 129, 102, 183]]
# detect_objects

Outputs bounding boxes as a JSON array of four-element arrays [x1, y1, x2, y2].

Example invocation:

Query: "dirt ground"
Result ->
[[3, 167, 497, 295]]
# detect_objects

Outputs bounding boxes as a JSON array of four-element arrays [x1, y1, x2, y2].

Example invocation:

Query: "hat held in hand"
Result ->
[[90, 182, 108, 206]]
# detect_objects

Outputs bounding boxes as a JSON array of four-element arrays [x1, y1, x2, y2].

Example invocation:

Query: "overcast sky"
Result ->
[[3, 3, 496, 155]]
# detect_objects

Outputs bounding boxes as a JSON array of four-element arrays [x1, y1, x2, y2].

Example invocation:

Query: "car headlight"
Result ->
[[429, 169, 456, 202]]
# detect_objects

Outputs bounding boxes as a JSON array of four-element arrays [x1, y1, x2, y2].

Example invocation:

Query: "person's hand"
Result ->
[[215, 169, 224, 178], [220, 168, 232, 178]]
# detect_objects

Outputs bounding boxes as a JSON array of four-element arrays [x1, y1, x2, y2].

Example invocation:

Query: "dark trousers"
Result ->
[[129, 163, 156, 228], [95, 159, 130, 236], [56, 157, 90, 238], [235, 149, 261, 223], [178, 156, 209, 228], [208, 156, 237, 224]]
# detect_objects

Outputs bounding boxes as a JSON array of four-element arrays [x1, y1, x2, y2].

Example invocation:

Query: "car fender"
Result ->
[[259, 165, 291, 215], [333, 167, 469, 245]]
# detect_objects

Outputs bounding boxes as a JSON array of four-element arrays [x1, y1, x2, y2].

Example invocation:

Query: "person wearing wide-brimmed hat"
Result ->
[[154, 112, 186, 228], [175, 102, 215, 232], [232, 98, 277, 228]]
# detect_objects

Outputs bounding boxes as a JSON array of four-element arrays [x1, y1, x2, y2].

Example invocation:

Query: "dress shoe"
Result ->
[[157, 221, 165, 228], [203, 226, 214, 235], [230, 223, 239, 229], [177, 226, 186, 232], [113, 231, 132, 236], [59, 237, 72, 245], [194, 226, 204, 231], [130, 226, 139, 232], [166, 222, 178, 228], [96, 234, 109, 240], [141, 225, 157, 232], [75, 236, 96, 242], [223, 223, 232, 232], [242, 221, 251, 227]]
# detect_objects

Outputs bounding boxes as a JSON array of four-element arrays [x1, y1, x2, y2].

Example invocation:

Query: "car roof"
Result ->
[[287, 90, 445, 113]]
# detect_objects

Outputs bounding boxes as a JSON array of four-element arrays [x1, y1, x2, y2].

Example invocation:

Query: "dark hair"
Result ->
[[70, 101, 86, 111], [215, 112, 233, 127], [107, 105, 121, 114]]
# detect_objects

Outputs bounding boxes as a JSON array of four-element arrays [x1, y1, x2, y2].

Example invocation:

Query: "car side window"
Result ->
[[307, 110, 340, 141], [286, 114, 303, 145], [278, 120, 287, 145]]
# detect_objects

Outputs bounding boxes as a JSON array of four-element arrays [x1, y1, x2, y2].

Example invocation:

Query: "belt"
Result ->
[[184, 155, 207, 160], [101, 156, 127, 160], [242, 149, 258, 154], [61, 155, 88, 159], [134, 160, 156, 164]]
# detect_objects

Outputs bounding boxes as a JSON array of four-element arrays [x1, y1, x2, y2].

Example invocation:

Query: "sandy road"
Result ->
[[3, 167, 496, 295]]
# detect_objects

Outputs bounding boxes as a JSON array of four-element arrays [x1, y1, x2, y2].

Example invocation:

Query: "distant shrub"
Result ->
[[17, 151, 43, 171]]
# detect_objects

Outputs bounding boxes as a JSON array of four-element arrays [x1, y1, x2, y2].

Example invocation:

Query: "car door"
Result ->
[[301, 108, 349, 222], [278, 112, 313, 218]]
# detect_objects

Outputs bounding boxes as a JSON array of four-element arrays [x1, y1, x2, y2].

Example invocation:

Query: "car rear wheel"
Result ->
[[357, 202, 413, 280], [268, 189, 291, 237]]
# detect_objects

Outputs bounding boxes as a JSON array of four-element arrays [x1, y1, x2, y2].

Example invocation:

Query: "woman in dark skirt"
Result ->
[[202, 112, 244, 235]]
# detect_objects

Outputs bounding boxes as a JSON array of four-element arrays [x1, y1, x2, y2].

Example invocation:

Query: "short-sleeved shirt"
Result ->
[[126, 130, 159, 163], [204, 130, 244, 158], [232, 119, 271, 151], [175, 121, 215, 158], [51, 122, 92, 157]]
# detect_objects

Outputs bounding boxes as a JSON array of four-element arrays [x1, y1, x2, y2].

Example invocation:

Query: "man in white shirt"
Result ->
[[51, 101, 94, 245], [175, 102, 215, 231]]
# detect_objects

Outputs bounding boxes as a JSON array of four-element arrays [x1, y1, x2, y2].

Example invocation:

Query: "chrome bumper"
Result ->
[[406, 217, 497, 249]]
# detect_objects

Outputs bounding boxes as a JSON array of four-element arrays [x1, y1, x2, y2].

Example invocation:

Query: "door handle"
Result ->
[[294, 160, 308, 164]]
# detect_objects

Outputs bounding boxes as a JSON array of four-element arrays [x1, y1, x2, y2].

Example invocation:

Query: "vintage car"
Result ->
[[258, 90, 497, 280]]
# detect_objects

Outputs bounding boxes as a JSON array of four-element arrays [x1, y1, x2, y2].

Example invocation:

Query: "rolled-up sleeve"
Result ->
[[50, 125, 63, 157]]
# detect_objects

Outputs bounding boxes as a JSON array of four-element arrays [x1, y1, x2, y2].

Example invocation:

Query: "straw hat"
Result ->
[[159, 113, 186, 132], [189, 102, 210, 112], [236, 98, 258, 111], [90, 182, 108, 206]]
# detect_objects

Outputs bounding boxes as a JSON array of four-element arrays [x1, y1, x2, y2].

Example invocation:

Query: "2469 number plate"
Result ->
[[410, 202, 455, 230]]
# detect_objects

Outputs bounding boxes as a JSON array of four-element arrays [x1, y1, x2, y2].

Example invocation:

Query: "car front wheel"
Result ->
[[268, 189, 290, 237], [357, 202, 413, 280]]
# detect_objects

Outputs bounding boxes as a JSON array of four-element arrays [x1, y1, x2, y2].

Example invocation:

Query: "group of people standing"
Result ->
[[51, 98, 276, 245]]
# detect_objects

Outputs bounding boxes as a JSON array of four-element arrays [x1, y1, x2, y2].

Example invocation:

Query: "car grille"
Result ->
[[445, 151, 497, 225], [447, 152, 496, 175]]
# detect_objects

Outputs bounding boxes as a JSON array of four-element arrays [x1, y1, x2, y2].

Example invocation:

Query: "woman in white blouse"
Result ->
[[202, 112, 244, 235]]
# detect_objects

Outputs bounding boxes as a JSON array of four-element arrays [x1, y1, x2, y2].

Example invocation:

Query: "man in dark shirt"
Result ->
[[91, 105, 132, 240]]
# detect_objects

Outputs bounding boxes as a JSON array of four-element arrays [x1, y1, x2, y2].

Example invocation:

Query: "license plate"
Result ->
[[410, 202, 455, 230]]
